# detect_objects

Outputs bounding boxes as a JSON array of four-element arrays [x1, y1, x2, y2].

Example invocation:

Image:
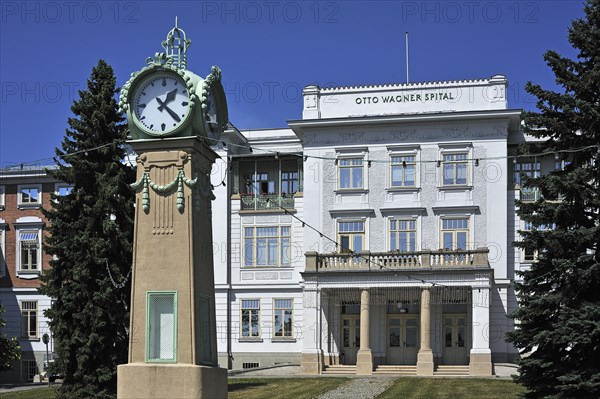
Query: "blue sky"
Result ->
[[0, 1, 585, 168]]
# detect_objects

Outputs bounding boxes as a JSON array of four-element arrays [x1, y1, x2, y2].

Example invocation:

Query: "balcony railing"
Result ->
[[240, 193, 295, 211], [520, 188, 541, 202], [305, 248, 490, 272]]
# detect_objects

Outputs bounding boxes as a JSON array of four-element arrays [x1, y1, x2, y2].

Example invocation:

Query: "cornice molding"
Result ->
[[316, 75, 507, 93]]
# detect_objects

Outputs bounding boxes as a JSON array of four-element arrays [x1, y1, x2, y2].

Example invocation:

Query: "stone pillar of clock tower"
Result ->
[[117, 137, 227, 399]]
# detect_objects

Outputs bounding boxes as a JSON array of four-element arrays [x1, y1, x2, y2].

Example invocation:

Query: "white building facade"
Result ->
[[210, 75, 529, 375], [0, 75, 543, 382]]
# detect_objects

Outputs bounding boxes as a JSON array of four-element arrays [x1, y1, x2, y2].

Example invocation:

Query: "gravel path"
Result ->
[[316, 377, 396, 399]]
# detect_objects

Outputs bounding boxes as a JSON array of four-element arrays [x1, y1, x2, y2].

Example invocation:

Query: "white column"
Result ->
[[356, 288, 373, 375], [416, 287, 434, 375], [470, 287, 492, 376]]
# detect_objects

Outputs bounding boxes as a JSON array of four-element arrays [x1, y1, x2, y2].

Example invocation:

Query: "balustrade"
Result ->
[[239, 193, 295, 210], [304, 248, 490, 272]]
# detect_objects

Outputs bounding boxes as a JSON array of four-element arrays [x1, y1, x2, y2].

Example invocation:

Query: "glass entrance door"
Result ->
[[442, 314, 468, 365], [340, 316, 360, 365], [387, 315, 419, 364]]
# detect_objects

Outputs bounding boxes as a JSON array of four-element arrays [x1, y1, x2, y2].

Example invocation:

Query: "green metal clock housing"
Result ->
[[200, 67, 228, 144], [119, 23, 228, 141], [121, 63, 228, 141]]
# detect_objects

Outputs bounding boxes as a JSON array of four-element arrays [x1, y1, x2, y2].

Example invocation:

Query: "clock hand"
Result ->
[[156, 97, 181, 123], [164, 89, 177, 104], [157, 89, 178, 112]]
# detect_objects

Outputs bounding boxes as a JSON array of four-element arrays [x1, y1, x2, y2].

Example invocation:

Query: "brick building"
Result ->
[[0, 165, 64, 383]]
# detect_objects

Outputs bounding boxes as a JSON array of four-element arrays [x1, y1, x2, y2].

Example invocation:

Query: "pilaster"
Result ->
[[301, 286, 323, 374], [470, 287, 493, 376]]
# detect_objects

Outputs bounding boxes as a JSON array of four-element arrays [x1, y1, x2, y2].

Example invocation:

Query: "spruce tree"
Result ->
[[40, 59, 135, 399], [506, 1, 600, 397], [0, 304, 21, 372]]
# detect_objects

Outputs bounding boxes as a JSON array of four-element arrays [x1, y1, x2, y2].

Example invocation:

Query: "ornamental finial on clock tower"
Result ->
[[161, 16, 192, 70]]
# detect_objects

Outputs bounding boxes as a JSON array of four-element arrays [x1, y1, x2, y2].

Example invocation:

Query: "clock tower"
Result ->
[[116, 20, 228, 399]]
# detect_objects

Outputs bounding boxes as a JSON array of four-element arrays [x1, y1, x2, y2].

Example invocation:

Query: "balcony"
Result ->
[[304, 248, 490, 272], [240, 193, 295, 211], [232, 156, 302, 212], [520, 188, 541, 202]]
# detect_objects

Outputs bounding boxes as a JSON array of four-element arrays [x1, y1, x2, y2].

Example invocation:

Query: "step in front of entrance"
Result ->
[[433, 365, 470, 376], [323, 364, 470, 376], [323, 365, 357, 375], [374, 365, 417, 375]]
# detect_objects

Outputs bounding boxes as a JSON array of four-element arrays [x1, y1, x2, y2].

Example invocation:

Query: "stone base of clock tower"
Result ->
[[117, 363, 227, 399]]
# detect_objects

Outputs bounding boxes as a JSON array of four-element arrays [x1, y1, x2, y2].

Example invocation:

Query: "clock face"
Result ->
[[132, 73, 191, 135], [204, 90, 220, 140]]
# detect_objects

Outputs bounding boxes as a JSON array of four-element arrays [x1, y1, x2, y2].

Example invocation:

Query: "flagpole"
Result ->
[[405, 32, 409, 83]]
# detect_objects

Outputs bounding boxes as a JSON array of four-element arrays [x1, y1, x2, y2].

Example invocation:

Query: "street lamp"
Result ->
[[42, 333, 50, 387]]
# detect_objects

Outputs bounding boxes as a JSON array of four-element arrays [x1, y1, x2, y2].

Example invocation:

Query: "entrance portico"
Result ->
[[300, 250, 493, 376]]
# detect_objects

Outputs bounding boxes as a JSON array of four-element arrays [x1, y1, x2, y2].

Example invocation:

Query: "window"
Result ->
[[389, 220, 416, 252], [555, 159, 571, 171], [241, 299, 260, 338], [244, 226, 290, 267], [527, 221, 555, 231], [18, 185, 41, 206], [523, 248, 536, 262], [15, 218, 43, 278], [390, 155, 416, 187], [521, 221, 555, 262], [20, 301, 38, 338], [281, 160, 299, 194], [55, 184, 73, 196], [339, 159, 363, 189], [21, 360, 38, 382], [338, 221, 364, 253], [0, 186, 5, 209], [147, 292, 177, 362], [441, 218, 469, 250], [281, 171, 299, 194], [14, 216, 43, 279], [521, 222, 536, 262], [252, 172, 274, 195], [513, 159, 540, 185], [19, 231, 39, 272], [442, 153, 468, 186], [273, 299, 293, 338]]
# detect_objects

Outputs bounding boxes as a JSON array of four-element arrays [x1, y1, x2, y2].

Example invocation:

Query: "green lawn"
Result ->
[[376, 377, 526, 399], [228, 377, 348, 399], [0, 379, 348, 399], [0, 378, 526, 399], [0, 387, 58, 399]]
